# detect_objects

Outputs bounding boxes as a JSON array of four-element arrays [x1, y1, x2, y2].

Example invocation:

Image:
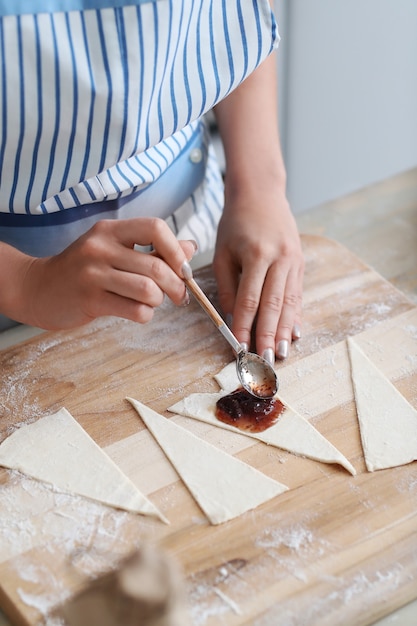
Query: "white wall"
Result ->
[[274, 0, 417, 213]]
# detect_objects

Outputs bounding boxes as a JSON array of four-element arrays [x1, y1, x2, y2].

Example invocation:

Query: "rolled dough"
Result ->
[[169, 392, 355, 475], [169, 360, 355, 475], [0, 408, 167, 522], [347, 337, 417, 471], [127, 397, 288, 524]]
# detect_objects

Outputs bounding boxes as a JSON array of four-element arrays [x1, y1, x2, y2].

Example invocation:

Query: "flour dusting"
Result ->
[[256, 524, 314, 552], [1, 471, 149, 624], [251, 565, 407, 626], [405, 324, 417, 340]]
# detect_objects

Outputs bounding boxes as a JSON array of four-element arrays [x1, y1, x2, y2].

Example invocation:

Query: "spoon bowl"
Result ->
[[237, 350, 278, 399], [182, 262, 279, 400]]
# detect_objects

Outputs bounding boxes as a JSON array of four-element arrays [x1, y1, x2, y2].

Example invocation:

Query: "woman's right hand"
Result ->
[[1, 217, 196, 330]]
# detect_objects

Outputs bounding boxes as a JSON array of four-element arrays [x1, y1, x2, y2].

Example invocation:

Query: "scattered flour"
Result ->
[[0, 471, 149, 624], [256, 524, 314, 552], [405, 324, 417, 340], [251, 565, 406, 626]]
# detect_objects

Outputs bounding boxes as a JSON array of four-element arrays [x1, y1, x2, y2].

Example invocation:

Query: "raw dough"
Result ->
[[347, 337, 417, 471], [127, 397, 288, 524], [0, 408, 167, 522], [169, 392, 355, 474], [168, 361, 356, 475]]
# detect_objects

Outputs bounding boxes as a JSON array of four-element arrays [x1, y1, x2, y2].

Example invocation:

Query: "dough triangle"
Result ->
[[127, 397, 288, 525], [347, 337, 417, 471], [168, 393, 356, 475], [0, 408, 167, 522]]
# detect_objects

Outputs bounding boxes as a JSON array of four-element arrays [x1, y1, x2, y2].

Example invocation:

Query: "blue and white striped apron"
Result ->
[[0, 0, 279, 329]]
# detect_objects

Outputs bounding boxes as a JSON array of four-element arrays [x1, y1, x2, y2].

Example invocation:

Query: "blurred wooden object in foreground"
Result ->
[[60, 545, 189, 626]]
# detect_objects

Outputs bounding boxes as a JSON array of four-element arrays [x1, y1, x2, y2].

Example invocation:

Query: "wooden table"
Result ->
[[295, 166, 417, 626], [1, 234, 416, 626]]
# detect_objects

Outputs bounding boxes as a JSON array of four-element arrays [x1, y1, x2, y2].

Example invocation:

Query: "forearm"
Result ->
[[213, 50, 286, 194]]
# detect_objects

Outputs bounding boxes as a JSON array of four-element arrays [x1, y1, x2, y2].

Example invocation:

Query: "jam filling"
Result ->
[[215, 388, 285, 433]]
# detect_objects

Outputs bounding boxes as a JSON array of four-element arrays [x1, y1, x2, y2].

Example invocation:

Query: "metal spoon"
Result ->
[[182, 262, 278, 399]]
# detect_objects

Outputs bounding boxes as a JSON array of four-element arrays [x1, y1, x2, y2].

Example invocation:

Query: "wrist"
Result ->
[[222, 134, 287, 191], [223, 159, 287, 204]]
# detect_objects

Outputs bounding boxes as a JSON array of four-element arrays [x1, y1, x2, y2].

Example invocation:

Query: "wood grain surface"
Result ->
[[0, 235, 416, 626]]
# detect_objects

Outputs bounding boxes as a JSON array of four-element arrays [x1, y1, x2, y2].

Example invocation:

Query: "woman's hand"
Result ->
[[213, 182, 304, 363], [213, 33, 304, 362], [1, 217, 195, 330]]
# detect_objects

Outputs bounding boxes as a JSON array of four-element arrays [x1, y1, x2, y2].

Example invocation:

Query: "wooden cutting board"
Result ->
[[1, 234, 416, 626]]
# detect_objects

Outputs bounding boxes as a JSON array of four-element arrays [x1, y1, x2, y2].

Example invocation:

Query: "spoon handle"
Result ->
[[183, 270, 242, 355]]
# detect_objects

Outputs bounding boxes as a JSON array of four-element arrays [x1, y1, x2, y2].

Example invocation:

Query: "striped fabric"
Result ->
[[0, 0, 278, 239]]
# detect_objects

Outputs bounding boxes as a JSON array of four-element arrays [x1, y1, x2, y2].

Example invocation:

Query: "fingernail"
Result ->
[[277, 340, 289, 360], [188, 239, 198, 255], [293, 323, 301, 340], [181, 290, 190, 307], [240, 342, 249, 352], [262, 348, 275, 366], [182, 260, 193, 280]]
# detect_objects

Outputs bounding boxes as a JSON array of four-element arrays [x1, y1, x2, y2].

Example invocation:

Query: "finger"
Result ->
[[272, 263, 303, 359], [254, 261, 290, 360], [291, 289, 303, 342], [82, 232, 187, 307], [290, 260, 304, 342], [81, 289, 156, 325], [109, 218, 190, 277], [101, 269, 166, 309], [108, 220, 196, 305], [179, 239, 199, 261], [229, 262, 268, 349], [292, 320, 302, 341], [274, 276, 300, 360], [111, 250, 189, 306], [213, 251, 240, 321]]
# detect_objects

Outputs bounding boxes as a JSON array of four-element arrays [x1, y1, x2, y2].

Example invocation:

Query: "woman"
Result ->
[[0, 0, 303, 362]]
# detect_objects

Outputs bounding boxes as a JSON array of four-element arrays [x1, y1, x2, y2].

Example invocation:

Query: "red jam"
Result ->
[[215, 388, 286, 433]]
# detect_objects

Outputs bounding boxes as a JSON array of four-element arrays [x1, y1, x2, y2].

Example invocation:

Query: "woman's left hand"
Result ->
[[213, 182, 304, 363], [212, 23, 304, 364]]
